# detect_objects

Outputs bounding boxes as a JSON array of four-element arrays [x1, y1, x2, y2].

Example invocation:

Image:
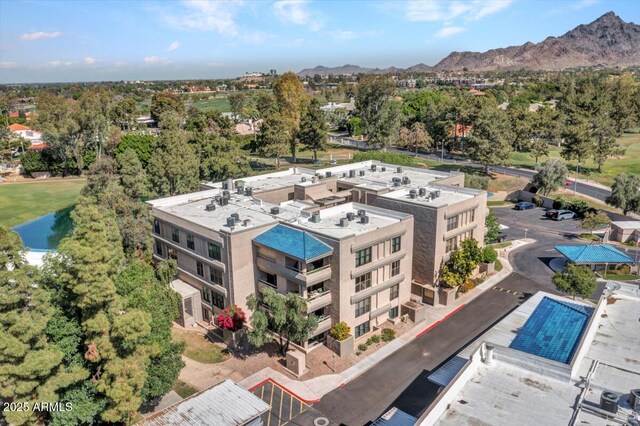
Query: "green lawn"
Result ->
[[494, 259, 503, 272], [601, 273, 639, 281], [191, 97, 231, 112], [0, 179, 86, 227], [172, 328, 230, 364], [172, 379, 199, 398], [491, 241, 513, 249]]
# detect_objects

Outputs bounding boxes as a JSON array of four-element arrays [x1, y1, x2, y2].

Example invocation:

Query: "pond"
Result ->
[[11, 206, 74, 251]]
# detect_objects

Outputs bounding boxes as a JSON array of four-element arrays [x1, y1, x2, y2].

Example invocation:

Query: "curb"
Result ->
[[415, 304, 466, 338], [248, 378, 321, 404]]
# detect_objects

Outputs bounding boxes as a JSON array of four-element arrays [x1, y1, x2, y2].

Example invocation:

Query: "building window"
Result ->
[[447, 215, 459, 232], [155, 241, 163, 257], [445, 237, 456, 254], [210, 267, 223, 285], [171, 227, 180, 243], [202, 287, 211, 303], [153, 219, 160, 235], [355, 321, 370, 338], [469, 209, 476, 223], [167, 247, 178, 260], [211, 291, 224, 309], [285, 257, 300, 272], [390, 284, 399, 300], [355, 297, 371, 318], [389, 306, 399, 319], [208, 242, 221, 261], [187, 234, 195, 250], [203, 308, 210, 322], [355, 272, 371, 293], [391, 236, 401, 253], [196, 261, 204, 277], [355, 247, 372, 267], [391, 260, 400, 277], [258, 270, 277, 288]]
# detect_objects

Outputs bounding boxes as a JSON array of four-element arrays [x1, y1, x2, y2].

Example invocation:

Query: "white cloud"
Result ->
[[164, 0, 243, 35], [167, 41, 180, 51], [0, 61, 17, 69], [273, 0, 323, 31], [406, 0, 512, 22], [21, 31, 63, 41], [45, 60, 73, 67], [84, 57, 97, 65], [572, 0, 599, 10], [144, 56, 171, 65], [435, 26, 466, 38]]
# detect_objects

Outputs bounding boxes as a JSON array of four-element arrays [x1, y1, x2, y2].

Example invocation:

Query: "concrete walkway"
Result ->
[[239, 239, 532, 402]]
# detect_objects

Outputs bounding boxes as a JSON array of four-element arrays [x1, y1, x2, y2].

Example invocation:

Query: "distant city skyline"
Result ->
[[0, 0, 639, 84]]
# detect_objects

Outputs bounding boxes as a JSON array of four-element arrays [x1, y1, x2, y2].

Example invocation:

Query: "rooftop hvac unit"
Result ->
[[222, 181, 229, 190], [242, 219, 251, 227], [237, 186, 244, 194], [231, 213, 240, 222], [402, 177, 411, 185], [312, 176, 319, 183], [342, 172, 347, 177], [381, 166, 386, 172], [359, 170, 365, 176], [221, 197, 229, 206], [339, 218, 349, 227], [226, 217, 236, 228], [371, 164, 377, 171], [326, 171, 332, 178], [301, 177, 307, 182], [409, 189, 418, 199], [227, 179, 235, 190], [270, 207, 280, 215], [394, 181, 401, 187], [435, 190, 441, 198], [346, 212, 355, 221], [630, 389, 640, 411], [349, 170, 356, 178], [600, 391, 620, 414], [205, 203, 216, 211], [310, 213, 321, 223], [419, 187, 427, 197], [318, 174, 324, 180], [245, 187, 253, 196], [222, 190, 230, 198], [397, 167, 403, 173], [392, 177, 401, 183], [357, 209, 366, 217], [360, 215, 369, 224], [431, 190, 440, 199]]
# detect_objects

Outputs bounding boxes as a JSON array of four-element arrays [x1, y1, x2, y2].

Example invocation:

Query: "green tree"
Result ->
[[228, 92, 246, 122], [150, 93, 184, 123], [366, 100, 402, 149], [439, 238, 483, 288], [606, 173, 640, 215], [148, 130, 200, 197], [117, 149, 149, 200], [468, 109, 514, 174], [186, 108, 234, 138], [298, 98, 328, 161], [484, 211, 500, 243], [192, 133, 251, 181], [531, 158, 569, 196], [529, 106, 561, 163], [247, 287, 318, 355], [561, 123, 593, 167], [255, 92, 275, 118], [115, 134, 155, 169], [399, 121, 432, 156], [355, 75, 398, 148], [552, 264, 596, 299], [508, 105, 534, 152], [256, 112, 291, 169], [111, 98, 138, 131], [346, 117, 363, 136], [272, 72, 307, 162], [609, 73, 639, 134], [0, 227, 87, 426], [579, 211, 611, 235], [591, 113, 624, 172]]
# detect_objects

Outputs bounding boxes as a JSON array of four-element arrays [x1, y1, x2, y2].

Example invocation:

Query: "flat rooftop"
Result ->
[[428, 283, 640, 426], [378, 185, 481, 208]]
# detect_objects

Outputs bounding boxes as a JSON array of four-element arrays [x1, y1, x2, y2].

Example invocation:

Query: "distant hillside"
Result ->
[[297, 12, 640, 76]]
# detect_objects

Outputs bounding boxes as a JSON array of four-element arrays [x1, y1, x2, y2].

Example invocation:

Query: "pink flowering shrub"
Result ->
[[216, 304, 246, 331]]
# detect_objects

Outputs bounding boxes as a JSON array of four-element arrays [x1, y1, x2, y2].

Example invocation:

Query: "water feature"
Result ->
[[11, 206, 74, 251]]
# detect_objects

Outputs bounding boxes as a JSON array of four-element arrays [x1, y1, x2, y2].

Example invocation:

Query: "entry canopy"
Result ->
[[554, 244, 634, 265]]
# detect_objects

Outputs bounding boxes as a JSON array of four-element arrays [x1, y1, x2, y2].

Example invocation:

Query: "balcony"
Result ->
[[306, 289, 332, 312], [256, 254, 331, 286], [311, 315, 332, 336]]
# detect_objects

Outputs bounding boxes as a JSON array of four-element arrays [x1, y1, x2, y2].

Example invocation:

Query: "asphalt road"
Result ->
[[313, 273, 545, 426]]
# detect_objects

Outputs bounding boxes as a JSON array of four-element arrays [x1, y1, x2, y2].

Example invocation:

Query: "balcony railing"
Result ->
[[307, 290, 332, 312], [307, 288, 330, 301], [306, 263, 330, 275]]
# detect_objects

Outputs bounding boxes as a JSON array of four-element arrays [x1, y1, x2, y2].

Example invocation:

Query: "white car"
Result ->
[[551, 210, 576, 221]]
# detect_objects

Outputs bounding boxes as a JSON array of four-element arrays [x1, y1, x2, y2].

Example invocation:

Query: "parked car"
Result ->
[[545, 209, 558, 218], [328, 159, 337, 165], [514, 201, 535, 210], [551, 209, 576, 221], [313, 160, 323, 166], [565, 179, 573, 186]]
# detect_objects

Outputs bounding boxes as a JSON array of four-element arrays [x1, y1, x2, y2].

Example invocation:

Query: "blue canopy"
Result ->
[[554, 244, 634, 264], [254, 224, 332, 261]]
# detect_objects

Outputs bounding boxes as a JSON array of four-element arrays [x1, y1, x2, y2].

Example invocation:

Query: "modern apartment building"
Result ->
[[148, 160, 486, 350]]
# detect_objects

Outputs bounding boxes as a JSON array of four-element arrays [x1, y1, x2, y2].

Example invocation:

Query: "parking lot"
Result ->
[[251, 380, 309, 426]]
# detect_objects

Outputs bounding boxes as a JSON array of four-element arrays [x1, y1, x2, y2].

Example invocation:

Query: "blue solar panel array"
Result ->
[[509, 297, 594, 364]]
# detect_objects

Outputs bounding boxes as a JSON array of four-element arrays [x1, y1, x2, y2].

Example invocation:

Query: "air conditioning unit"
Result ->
[[360, 215, 370, 224], [301, 177, 307, 182], [397, 167, 403, 173], [226, 217, 236, 228], [349, 170, 356, 178], [222, 190, 230, 197], [629, 389, 640, 411], [381, 167, 386, 172], [419, 187, 427, 197], [310, 213, 321, 223], [371, 164, 377, 171], [600, 391, 620, 414], [402, 177, 410, 185], [409, 189, 418, 199], [339, 218, 349, 227], [357, 209, 366, 217], [346, 212, 355, 221], [205, 203, 216, 211], [270, 207, 280, 215], [326, 171, 332, 178], [245, 187, 253, 196], [231, 213, 240, 223], [359, 170, 365, 176]]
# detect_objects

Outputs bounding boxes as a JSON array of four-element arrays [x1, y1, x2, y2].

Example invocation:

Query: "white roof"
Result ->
[[137, 379, 270, 426], [611, 221, 640, 230]]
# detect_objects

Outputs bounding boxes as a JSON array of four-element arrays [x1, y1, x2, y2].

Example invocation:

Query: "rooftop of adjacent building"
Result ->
[[427, 282, 640, 426]]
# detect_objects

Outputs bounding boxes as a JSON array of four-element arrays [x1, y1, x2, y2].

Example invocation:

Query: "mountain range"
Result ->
[[297, 12, 640, 76]]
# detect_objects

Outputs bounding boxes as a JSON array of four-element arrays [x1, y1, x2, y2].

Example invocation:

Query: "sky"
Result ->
[[0, 0, 638, 84]]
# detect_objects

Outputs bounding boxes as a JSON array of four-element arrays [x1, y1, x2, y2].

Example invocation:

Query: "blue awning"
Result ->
[[554, 244, 634, 264], [254, 224, 332, 261]]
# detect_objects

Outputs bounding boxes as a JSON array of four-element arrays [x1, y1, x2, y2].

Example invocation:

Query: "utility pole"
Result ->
[[573, 162, 580, 195]]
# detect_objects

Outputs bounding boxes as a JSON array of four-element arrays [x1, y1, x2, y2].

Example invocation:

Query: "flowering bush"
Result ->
[[216, 304, 246, 332]]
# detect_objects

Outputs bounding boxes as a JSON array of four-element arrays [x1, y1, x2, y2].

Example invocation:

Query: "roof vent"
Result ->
[[397, 167, 403, 173], [409, 189, 418, 199], [359, 170, 365, 176], [226, 217, 236, 228], [245, 187, 253, 196], [349, 170, 356, 178], [301, 176, 307, 182], [205, 203, 216, 211], [339, 218, 349, 227], [346, 212, 355, 221], [357, 209, 366, 217], [360, 215, 369, 224], [310, 212, 321, 223], [326, 171, 332, 178], [381, 166, 386, 172], [270, 207, 280, 215], [371, 164, 377, 171], [419, 187, 427, 197], [312, 176, 318, 183], [600, 391, 620, 414], [231, 213, 240, 223]]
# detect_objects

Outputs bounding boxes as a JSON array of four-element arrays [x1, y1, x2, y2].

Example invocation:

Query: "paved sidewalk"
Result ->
[[239, 239, 534, 401]]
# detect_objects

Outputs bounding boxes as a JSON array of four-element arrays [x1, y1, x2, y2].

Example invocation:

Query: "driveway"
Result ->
[[313, 273, 545, 425]]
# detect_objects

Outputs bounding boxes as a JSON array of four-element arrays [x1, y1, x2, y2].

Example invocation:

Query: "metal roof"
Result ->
[[137, 379, 270, 426], [253, 224, 333, 261], [427, 356, 469, 387], [554, 244, 634, 264], [611, 221, 640, 230], [372, 407, 417, 426]]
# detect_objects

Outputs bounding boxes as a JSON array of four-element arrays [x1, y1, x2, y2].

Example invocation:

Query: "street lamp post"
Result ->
[[524, 229, 528, 240], [573, 162, 581, 195]]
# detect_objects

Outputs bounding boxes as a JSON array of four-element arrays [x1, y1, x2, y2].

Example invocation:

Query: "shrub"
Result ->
[[370, 334, 380, 344], [465, 174, 490, 190], [565, 200, 590, 217], [351, 151, 417, 166], [482, 246, 498, 263], [532, 195, 544, 207], [552, 197, 566, 210], [329, 321, 351, 341], [459, 278, 475, 293], [216, 304, 246, 331], [613, 264, 631, 275], [358, 343, 368, 352], [381, 328, 396, 342], [366, 338, 374, 346], [20, 150, 48, 173]]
